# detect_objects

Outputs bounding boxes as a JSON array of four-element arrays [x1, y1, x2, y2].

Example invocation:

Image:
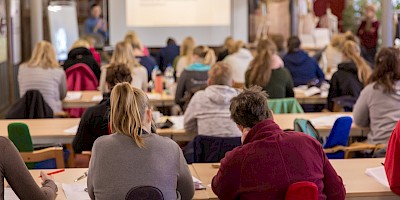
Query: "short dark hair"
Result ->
[[90, 4, 100, 10], [287, 36, 301, 53], [230, 86, 272, 128], [106, 63, 133, 90], [167, 38, 176, 45]]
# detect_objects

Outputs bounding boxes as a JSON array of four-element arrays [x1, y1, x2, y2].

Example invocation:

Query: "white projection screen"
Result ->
[[109, 0, 247, 47]]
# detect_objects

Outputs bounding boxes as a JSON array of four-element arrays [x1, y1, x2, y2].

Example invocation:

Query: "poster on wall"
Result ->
[[0, 0, 7, 63]]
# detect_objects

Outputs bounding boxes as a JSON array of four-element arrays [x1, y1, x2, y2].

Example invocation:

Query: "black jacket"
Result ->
[[327, 62, 364, 111], [6, 90, 53, 119], [63, 47, 101, 80], [72, 94, 110, 153]]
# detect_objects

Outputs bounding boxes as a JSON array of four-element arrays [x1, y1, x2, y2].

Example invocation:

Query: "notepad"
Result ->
[[62, 183, 90, 200], [91, 95, 103, 101], [303, 86, 321, 97], [310, 114, 352, 127], [168, 116, 184, 130], [365, 166, 389, 188], [4, 188, 19, 200], [65, 92, 82, 101], [64, 125, 78, 134]]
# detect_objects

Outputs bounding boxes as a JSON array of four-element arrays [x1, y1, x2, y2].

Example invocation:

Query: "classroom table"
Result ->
[[4, 166, 208, 200], [0, 112, 367, 145], [191, 158, 398, 200], [62, 91, 175, 108]]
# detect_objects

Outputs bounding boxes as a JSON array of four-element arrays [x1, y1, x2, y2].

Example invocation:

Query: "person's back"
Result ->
[[136, 55, 157, 81], [223, 48, 253, 84], [158, 39, 180, 70], [89, 133, 192, 200], [63, 47, 101, 80]]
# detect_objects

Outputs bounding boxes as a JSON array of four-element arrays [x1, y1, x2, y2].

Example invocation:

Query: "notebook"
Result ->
[[365, 166, 390, 188]]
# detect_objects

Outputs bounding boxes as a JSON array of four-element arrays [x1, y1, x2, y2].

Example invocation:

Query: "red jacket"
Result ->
[[211, 119, 346, 200], [385, 121, 400, 195], [357, 20, 379, 49]]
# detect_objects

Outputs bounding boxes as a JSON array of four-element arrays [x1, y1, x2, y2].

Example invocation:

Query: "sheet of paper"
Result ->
[[310, 114, 353, 127], [168, 116, 184, 130], [304, 86, 321, 97], [64, 125, 78, 134], [62, 183, 90, 200], [65, 92, 82, 101], [147, 93, 161, 100], [91, 95, 103, 101], [365, 166, 389, 188], [192, 176, 202, 184], [4, 188, 19, 200]]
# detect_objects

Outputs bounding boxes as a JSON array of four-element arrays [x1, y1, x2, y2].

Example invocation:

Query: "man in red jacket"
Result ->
[[211, 86, 346, 200], [385, 121, 400, 195]]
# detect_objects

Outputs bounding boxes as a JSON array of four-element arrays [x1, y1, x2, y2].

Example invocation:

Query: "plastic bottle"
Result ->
[[164, 64, 175, 93], [152, 66, 163, 93]]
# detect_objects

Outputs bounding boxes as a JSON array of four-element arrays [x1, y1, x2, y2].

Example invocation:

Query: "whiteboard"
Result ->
[[48, 1, 79, 61]]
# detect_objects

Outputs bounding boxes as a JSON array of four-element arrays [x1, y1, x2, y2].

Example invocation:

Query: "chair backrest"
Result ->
[[8, 123, 34, 152], [268, 98, 304, 114], [191, 135, 241, 163], [285, 181, 318, 200], [65, 63, 98, 91], [19, 147, 65, 169], [125, 186, 164, 200], [294, 119, 322, 144], [323, 116, 353, 159]]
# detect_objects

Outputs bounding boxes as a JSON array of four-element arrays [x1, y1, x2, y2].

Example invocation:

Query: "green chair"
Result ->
[[8, 123, 64, 169], [268, 98, 304, 114]]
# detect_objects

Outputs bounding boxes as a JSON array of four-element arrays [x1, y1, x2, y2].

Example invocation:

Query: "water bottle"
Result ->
[[152, 66, 163, 93], [164, 64, 175, 93]]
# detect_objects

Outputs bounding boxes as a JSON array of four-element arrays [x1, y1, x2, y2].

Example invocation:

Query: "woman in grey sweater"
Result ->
[[88, 82, 194, 200], [353, 47, 400, 148]]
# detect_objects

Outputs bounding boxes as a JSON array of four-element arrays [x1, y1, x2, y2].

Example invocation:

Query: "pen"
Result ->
[[39, 169, 65, 178], [74, 171, 88, 182]]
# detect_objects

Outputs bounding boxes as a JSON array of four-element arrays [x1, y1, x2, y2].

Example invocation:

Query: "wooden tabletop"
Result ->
[[192, 158, 397, 200], [63, 91, 175, 108]]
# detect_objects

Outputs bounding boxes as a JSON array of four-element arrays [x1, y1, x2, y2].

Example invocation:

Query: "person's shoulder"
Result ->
[[0, 136, 11, 146], [283, 131, 322, 148], [148, 134, 181, 150]]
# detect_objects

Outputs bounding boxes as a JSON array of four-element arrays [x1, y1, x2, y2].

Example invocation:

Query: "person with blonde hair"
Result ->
[[175, 37, 196, 77], [124, 31, 150, 56], [63, 39, 101, 80], [223, 40, 253, 84], [327, 40, 372, 111], [217, 36, 235, 61], [184, 62, 241, 137], [99, 42, 148, 92], [175, 45, 216, 107], [324, 33, 345, 75], [18, 41, 67, 113], [246, 39, 294, 98], [87, 82, 194, 200]]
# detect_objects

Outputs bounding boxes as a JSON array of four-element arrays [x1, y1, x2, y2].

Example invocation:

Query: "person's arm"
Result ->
[[176, 147, 195, 200], [183, 94, 199, 134], [321, 147, 346, 199], [314, 61, 325, 82], [385, 121, 400, 195], [327, 73, 339, 111], [211, 151, 241, 200], [353, 87, 370, 127], [72, 109, 92, 154], [87, 139, 99, 200], [59, 71, 67, 100], [1, 138, 57, 200], [175, 71, 187, 104], [357, 21, 366, 36], [284, 68, 295, 97]]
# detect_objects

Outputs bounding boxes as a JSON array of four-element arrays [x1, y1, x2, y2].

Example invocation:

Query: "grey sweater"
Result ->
[[184, 85, 242, 137], [353, 81, 400, 145], [0, 137, 57, 200], [18, 65, 67, 113], [87, 133, 194, 200]]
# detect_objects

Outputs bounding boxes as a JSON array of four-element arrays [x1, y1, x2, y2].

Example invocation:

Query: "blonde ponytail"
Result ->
[[342, 41, 372, 85], [110, 82, 149, 148], [193, 45, 216, 66]]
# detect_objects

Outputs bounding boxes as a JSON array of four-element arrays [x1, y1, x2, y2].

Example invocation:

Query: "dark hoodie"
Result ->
[[63, 47, 101, 80], [283, 50, 325, 86], [327, 62, 363, 111]]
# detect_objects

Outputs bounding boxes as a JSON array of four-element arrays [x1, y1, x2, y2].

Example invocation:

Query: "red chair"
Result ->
[[65, 63, 98, 117], [285, 181, 318, 200]]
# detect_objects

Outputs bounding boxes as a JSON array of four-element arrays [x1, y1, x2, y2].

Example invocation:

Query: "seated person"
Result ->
[[63, 39, 101, 80], [184, 62, 241, 137], [212, 86, 345, 199], [18, 41, 66, 114], [157, 38, 180, 71], [385, 121, 400, 195], [124, 31, 150, 56], [327, 41, 372, 111], [72, 63, 132, 154], [245, 39, 294, 98], [223, 40, 253, 84], [83, 35, 102, 66], [175, 45, 216, 108], [132, 44, 157, 81], [353, 47, 400, 150], [0, 136, 57, 200], [176, 37, 196, 78], [87, 82, 194, 200], [283, 36, 325, 86]]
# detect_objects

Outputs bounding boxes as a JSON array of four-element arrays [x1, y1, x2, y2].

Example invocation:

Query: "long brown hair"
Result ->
[[246, 39, 276, 87], [110, 82, 149, 148], [369, 47, 400, 93], [342, 41, 372, 85]]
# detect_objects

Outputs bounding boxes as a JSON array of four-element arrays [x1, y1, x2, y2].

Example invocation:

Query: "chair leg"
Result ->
[[65, 144, 76, 168]]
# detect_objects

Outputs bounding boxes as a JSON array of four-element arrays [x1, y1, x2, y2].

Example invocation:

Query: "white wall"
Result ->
[[109, 0, 248, 47]]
